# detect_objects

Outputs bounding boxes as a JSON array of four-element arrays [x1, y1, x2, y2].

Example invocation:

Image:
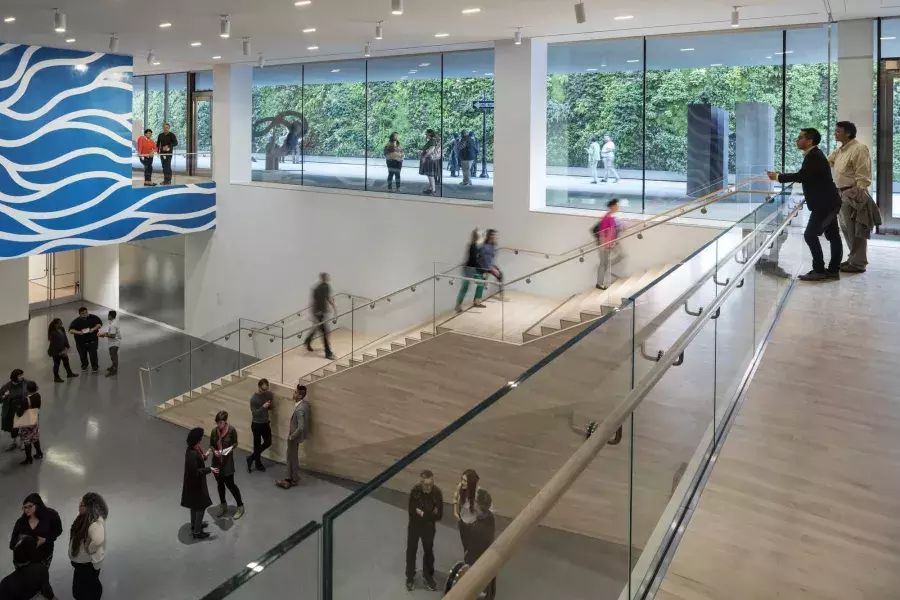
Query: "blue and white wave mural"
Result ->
[[0, 43, 215, 258]]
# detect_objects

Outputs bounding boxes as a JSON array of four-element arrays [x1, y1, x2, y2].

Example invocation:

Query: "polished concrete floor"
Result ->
[[0, 300, 635, 599]]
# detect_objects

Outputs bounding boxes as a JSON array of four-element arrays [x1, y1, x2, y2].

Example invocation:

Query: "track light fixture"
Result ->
[[365, 42, 371, 57], [514, 27, 522, 45], [257, 54, 265, 68], [147, 49, 156, 65], [391, 0, 404, 15], [243, 37, 251, 56], [53, 9, 66, 33], [574, 1, 586, 24], [220, 14, 231, 38], [731, 6, 740, 27], [375, 21, 384, 40], [109, 34, 119, 53]]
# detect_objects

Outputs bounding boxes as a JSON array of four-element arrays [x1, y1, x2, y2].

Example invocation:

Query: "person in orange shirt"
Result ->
[[136, 128, 157, 187]]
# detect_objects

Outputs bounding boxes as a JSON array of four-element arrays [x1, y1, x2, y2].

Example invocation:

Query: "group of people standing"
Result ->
[[587, 135, 620, 184], [135, 123, 179, 186], [767, 120, 878, 282], [2, 492, 107, 600], [381, 129, 484, 195], [406, 469, 495, 597]]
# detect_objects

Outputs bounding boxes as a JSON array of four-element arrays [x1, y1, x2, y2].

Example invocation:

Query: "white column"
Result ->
[[0, 258, 28, 326], [212, 64, 253, 183], [494, 38, 547, 217], [82, 245, 119, 309], [837, 19, 875, 151]]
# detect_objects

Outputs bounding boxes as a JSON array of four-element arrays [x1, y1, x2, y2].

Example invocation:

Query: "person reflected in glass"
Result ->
[[601, 134, 620, 183], [448, 132, 461, 178], [1, 369, 26, 452], [10, 494, 62, 566], [156, 123, 178, 185], [136, 128, 157, 187], [460, 130, 477, 186], [465, 488, 496, 599], [406, 469, 443, 592], [455, 229, 482, 313], [419, 129, 441, 195], [588, 135, 602, 184], [453, 469, 487, 554], [47, 318, 78, 383], [384, 132, 404, 192], [475, 229, 502, 308], [209, 411, 245, 520], [469, 131, 480, 178], [182, 427, 217, 540]]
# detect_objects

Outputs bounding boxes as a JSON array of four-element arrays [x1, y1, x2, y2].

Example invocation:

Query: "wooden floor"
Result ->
[[657, 240, 900, 600]]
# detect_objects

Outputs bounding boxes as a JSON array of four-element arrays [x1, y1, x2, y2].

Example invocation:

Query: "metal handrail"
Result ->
[[442, 197, 806, 600], [265, 292, 371, 330]]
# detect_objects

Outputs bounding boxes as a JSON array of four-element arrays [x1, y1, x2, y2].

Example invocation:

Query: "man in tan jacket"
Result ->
[[829, 121, 874, 273]]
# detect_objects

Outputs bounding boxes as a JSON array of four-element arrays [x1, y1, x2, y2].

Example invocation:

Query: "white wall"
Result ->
[[83, 245, 119, 309], [0, 258, 29, 326], [838, 20, 875, 152]]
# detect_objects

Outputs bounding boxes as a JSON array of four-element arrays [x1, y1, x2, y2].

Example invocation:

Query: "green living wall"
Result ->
[[547, 63, 835, 174]]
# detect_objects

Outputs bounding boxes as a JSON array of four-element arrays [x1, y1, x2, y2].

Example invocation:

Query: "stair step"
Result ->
[[323, 367, 337, 375], [540, 325, 559, 336], [210, 382, 222, 390], [420, 331, 434, 340], [390, 342, 405, 351], [309, 373, 322, 381], [336, 363, 349, 372], [579, 310, 603, 322], [522, 331, 542, 343], [350, 358, 363, 366], [362, 353, 377, 362], [405, 337, 421, 346], [376, 348, 391, 357], [436, 326, 452, 335], [559, 318, 581, 329]]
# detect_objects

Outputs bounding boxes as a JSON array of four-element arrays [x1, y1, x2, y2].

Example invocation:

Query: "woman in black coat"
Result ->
[[48, 318, 78, 383], [0, 369, 25, 452], [181, 427, 217, 540]]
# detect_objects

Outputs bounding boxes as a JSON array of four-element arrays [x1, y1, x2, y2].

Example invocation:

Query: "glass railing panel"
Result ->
[[642, 176, 728, 220], [185, 331, 243, 393], [139, 345, 194, 415], [132, 150, 214, 186], [236, 320, 285, 382], [207, 523, 320, 600], [433, 271, 503, 342], [324, 302, 635, 599], [628, 312, 716, 588]]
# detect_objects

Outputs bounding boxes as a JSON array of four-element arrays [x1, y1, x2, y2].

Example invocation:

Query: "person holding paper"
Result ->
[[181, 428, 217, 540], [208, 411, 245, 520], [97, 311, 121, 378], [68, 308, 102, 374]]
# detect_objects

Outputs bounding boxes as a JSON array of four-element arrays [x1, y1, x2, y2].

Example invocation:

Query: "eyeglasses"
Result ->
[[22, 504, 35, 511]]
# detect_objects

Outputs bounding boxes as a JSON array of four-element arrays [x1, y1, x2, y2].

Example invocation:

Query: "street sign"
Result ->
[[472, 99, 494, 111]]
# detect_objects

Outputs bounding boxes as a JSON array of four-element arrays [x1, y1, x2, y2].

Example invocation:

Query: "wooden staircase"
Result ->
[[521, 264, 675, 344], [155, 372, 245, 414]]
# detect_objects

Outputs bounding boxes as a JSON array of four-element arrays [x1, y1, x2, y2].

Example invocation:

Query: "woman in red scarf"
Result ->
[[181, 427, 217, 540]]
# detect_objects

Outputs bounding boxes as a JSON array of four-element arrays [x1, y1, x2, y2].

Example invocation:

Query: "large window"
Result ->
[[250, 50, 494, 202], [547, 25, 836, 215]]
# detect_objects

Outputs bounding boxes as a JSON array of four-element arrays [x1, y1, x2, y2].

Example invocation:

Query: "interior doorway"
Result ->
[[189, 92, 212, 177], [877, 58, 900, 229], [28, 250, 83, 311]]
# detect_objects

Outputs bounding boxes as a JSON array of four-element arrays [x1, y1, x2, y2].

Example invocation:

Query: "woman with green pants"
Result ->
[[455, 229, 483, 311]]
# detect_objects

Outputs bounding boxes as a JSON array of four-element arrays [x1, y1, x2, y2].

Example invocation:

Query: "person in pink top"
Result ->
[[594, 199, 622, 290]]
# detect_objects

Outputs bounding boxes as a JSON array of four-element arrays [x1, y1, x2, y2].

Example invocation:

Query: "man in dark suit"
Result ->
[[768, 128, 843, 282]]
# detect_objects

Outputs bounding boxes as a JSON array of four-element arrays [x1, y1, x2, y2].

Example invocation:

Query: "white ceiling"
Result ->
[[0, 0, 896, 74]]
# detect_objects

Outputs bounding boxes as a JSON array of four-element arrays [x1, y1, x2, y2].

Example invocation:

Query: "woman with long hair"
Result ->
[[14, 381, 43, 465], [209, 411, 245, 520], [69, 492, 108, 600], [0, 369, 26, 452], [48, 317, 78, 383], [384, 132, 404, 191], [182, 427, 217, 540], [418, 129, 441, 195], [10, 493, 63, 566], [453, 469, 488, 554]]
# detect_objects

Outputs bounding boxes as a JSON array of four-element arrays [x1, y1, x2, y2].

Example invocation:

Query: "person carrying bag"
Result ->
[[13, 381, 42, 465]]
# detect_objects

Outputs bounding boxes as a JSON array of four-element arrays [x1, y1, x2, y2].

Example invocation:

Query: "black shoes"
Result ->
[[20, 457, 32, 466], [246, 456, 254, 473], [67, 372, 79, 379], [798, 270, 828, 282], [192, 531, 211, 540], [424, 577, 437, 591], [406, 579, 415, 592], [825, 270, 840, 280], [325, 353, 336, 360], [840, 263, 865, 273], [54, 377, 65, 383], [256, 463, 266, 472], [34, 452, 42, 460]]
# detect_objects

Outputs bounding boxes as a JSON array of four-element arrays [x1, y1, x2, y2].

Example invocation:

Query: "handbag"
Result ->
[[13, 394, 38, 428]]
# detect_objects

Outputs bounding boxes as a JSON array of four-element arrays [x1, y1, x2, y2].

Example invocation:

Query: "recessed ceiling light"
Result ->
[[472, 70, 479, 73], [303, 28, 316, 33], [600, 63, 606, 67], [53, 10, 66, 33], [392, 0, 404, 15], [614, 15, 633, 20], [774, 51, 794, 55], [419, 63, 430, 67], [882, 36, 897, 40], [307, 45, 319, 50], [294, 0, 312, 5], [159, 21, 172, 28], [710, 63, 723, 66], [65, 38, 76, 43], [434, 32, 449, 37], [331, 69, 340, 73], [680, 48, 694, 52], [152, 61, 161, 66], [212, 55, 222, 59], [191, 41, 202, 47], [626, 59, 639, 63], [485, 72, 493, 76], [765, 55, 772, 59], [462, 8, 482, 14], [586, 68, 597, 72], [409, 70, 417, 73], [3, 17, 15, 23]]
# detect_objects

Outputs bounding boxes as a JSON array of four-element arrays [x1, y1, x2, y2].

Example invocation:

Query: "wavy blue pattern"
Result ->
[[0, 42, 216, 258]]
